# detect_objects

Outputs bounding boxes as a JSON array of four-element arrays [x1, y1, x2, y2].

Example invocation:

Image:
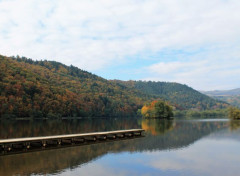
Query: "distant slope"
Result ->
[[202, 88, 240, 96], [111, 80, 228, 110], [202, 89, 240, 107], [0, 54, 228, 118]]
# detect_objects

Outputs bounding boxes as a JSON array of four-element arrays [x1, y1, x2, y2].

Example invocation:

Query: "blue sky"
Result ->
[[0, 0, 240, 90]]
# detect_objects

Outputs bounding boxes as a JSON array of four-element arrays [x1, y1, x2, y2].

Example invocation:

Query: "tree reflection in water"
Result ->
[[141, 119, 174, 135], [229, 120, 240, 131]]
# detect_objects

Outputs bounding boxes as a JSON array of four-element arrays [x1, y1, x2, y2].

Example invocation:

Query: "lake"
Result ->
[[1, 118, 240, 176]]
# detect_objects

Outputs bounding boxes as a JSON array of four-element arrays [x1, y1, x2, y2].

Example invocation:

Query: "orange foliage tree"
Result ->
[[141, 100, 173, 119]]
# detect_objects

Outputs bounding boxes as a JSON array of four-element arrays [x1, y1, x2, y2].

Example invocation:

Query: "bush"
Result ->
[[229, 107, 240, 119]]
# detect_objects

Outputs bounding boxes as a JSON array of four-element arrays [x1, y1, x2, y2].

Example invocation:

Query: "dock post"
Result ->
[[97, 135, 107, 140], [107, 134, 116, 139], [125, 133, 133, 137], [116, 134, 124, 138], [4, 144, 12, 151], [42, 141, 47, 147], [85, 136, 97, 142], [0, 145, 3, 151], [25, 142, 31, 149], [134, 132, 141, 136]]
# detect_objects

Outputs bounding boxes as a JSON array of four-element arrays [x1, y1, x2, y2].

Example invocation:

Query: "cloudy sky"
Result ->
[[0, 0, 240, 90]]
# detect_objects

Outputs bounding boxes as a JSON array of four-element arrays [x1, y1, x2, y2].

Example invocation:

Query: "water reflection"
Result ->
[[141, 119, 174, 135], [229, 120, 240, 131], [0, 118, 141, 139], [1, 118, 239, 176]]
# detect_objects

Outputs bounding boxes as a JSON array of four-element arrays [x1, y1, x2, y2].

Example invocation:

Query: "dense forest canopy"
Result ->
[[112, 80, 228, 110], [0, 55, 229, 118], [0, 55, 145, 118]]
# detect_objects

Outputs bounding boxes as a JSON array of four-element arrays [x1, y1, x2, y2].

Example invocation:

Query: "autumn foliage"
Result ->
[[0, 55, 144, 118], [141, 100, 173, 119], [228, 107, 240, 119]]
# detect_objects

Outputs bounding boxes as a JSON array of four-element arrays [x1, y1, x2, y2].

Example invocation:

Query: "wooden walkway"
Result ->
[[0, 129, 144, 152]]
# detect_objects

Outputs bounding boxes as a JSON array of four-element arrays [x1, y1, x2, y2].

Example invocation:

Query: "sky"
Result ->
[[0, 0, 240, 91]]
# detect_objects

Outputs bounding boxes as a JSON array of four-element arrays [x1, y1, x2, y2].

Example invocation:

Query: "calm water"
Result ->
[[1, 118, 240, 176]]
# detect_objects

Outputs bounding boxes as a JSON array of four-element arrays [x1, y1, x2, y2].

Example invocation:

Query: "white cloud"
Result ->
[[0, 0, 240, 89], [143, 46, 240, 90]]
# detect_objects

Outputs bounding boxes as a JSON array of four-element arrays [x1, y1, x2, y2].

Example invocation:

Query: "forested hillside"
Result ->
[[112, 80, 228, 110], [0, 55, 147, 118], [0, 55, 228, 118]]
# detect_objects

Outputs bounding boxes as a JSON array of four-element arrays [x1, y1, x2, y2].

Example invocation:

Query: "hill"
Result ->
[[202, 89, 240, 107], [0, 55, 228, 118], [0, 55, 147, 118], [111, 80, 228, 110]]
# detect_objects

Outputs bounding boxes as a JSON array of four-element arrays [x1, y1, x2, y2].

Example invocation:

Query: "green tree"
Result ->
[[229, 107, 240, 119]]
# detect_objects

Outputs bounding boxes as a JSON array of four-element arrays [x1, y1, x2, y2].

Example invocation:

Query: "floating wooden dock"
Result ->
[[0, 129, 144, 152]]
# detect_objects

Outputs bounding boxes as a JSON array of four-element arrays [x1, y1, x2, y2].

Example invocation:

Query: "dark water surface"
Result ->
[[1, 118, 240, 176]]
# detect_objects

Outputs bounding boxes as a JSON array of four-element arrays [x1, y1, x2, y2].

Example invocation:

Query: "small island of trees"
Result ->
[[141, 100, 173, 119]]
